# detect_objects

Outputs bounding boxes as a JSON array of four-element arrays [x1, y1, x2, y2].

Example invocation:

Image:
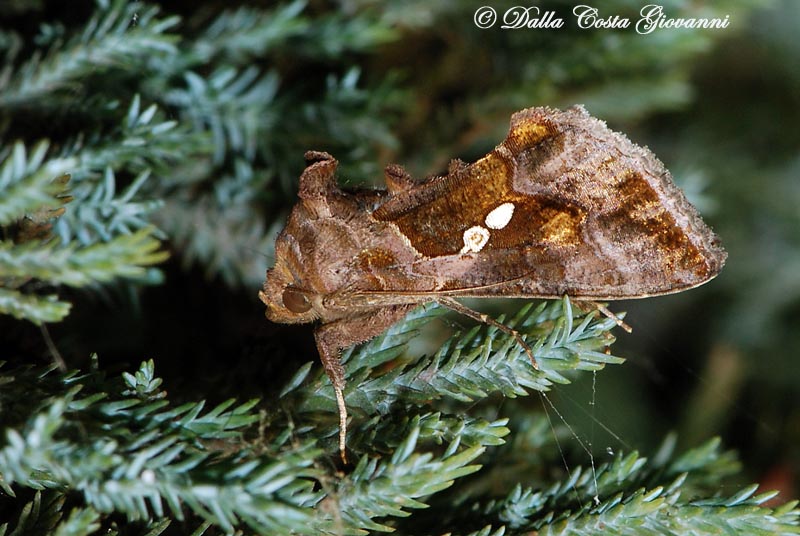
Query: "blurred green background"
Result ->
[[1, 0, 798, 506]]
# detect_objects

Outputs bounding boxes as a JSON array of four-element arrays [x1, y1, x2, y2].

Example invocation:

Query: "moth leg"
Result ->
[[314, 324, 350, 464], [435, 296, 539, 370], [313, 305, 416, 463], [578, 301, 633, 333]]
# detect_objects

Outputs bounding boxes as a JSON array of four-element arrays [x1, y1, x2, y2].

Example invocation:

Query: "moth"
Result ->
[[259, 105, 726, 461]]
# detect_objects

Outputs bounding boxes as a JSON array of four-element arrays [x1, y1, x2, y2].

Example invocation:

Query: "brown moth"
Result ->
[[259, 105, 726, 461]]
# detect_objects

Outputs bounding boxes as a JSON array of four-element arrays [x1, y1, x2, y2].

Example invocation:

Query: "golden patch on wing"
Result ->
[[375, 148, 587, 257], [505, 114, 556, 153], [605, 170, 708, 276], [540, 210, 583, 246]]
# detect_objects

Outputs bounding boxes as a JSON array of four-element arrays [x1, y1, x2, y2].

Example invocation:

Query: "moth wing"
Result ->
[[372, 106, 726, 300]]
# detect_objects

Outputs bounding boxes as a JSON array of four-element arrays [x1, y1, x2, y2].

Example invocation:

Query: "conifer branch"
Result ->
[[0, 344, 796, 535], [69, 94, 204, 181], [335, 414, 493, 533], [0, 360, 324, 535], [483, 436, 742, 528], [0, 491, 85, 536], [164, 67, 280, 164], [194, 1, 309, 63], [285, 301, 623, 450], [0, 97, 181, 323], [429, 435, 798, 535], [0, 288, 70, 324], [160, 193, 278, 287], [0, 227, 167, 288], [0, 490, 171, 536], [0, 1, 179, 109], [54, 168, 164, 246], [531, 483, 799, 536], [192, 1, 397, 64], [0, 142, 74, 227]]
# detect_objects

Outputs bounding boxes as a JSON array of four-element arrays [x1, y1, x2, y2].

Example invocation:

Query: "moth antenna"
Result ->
[[436, 296, 539, 370]]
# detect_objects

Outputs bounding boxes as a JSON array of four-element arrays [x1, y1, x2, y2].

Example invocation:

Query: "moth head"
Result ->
[[259, 225, 321, 324], [261, 151, 355, 324], [260, 266, 320, 324]]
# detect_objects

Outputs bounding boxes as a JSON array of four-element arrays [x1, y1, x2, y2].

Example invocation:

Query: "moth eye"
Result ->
[[282, 288, 312, 313]]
